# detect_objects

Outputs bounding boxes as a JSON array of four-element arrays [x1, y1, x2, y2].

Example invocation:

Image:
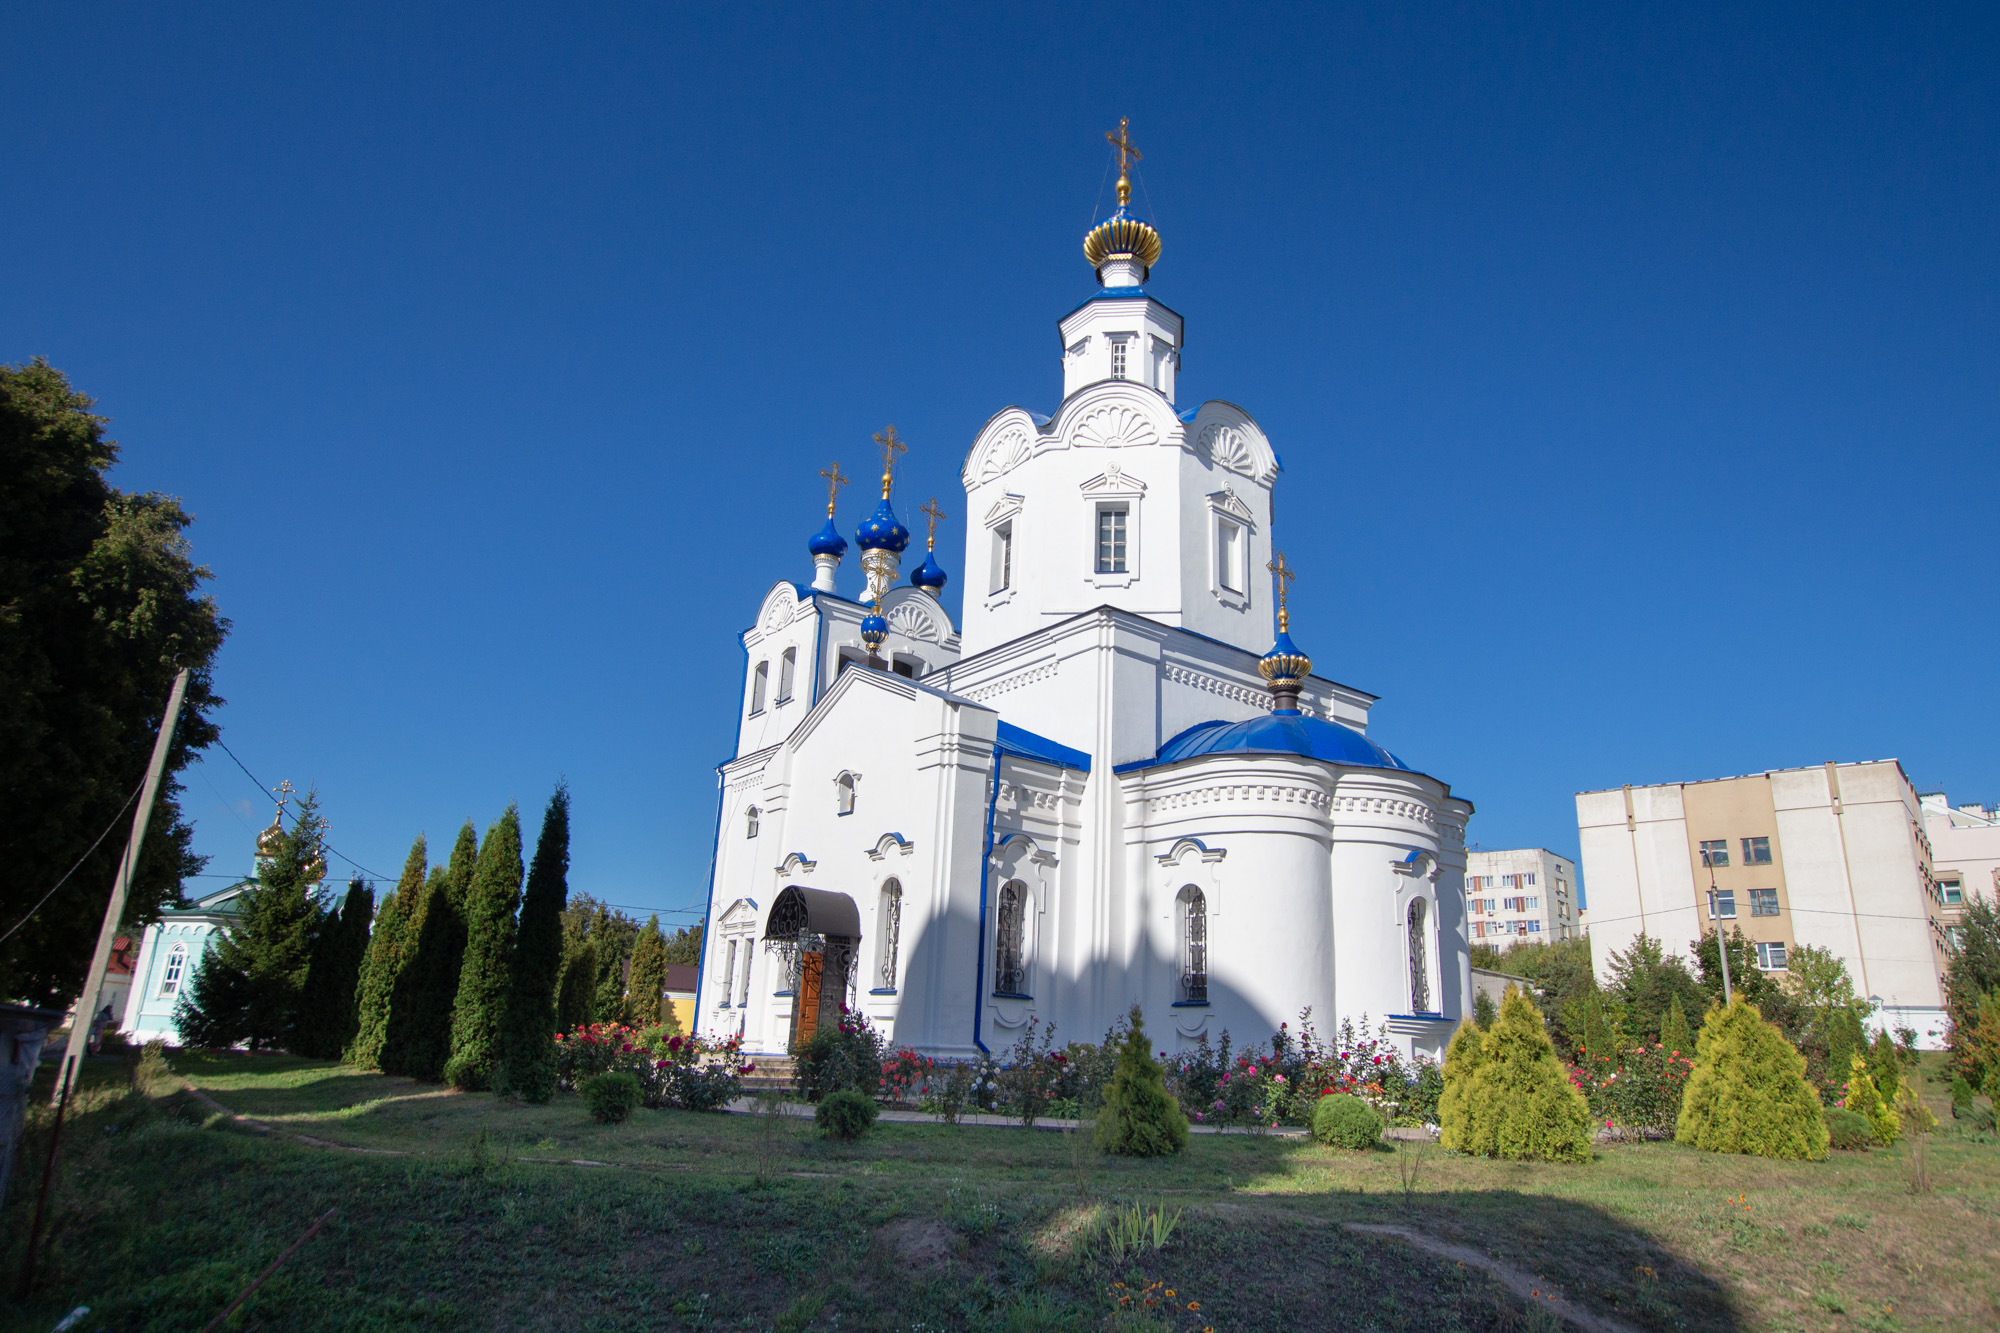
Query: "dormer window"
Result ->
[[1096, 506, 1128, 574], [1109, 337, 1129, 380], [991, 522, 1013, 593], [749, 660, 768, 715]]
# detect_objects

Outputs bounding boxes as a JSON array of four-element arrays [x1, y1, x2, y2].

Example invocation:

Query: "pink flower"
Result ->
[[655, 1059, 671, 1069], [668, 1035, 684, 1052]]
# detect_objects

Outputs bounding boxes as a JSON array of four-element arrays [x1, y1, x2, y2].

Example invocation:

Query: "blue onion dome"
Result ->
[[854, 496, 910, 553], [1083, 203, 1163, 271], [1151, 714, 1413, 773], [859, 610, 889, 650], [1258, 628, 1312, 686], [910, 550, 947, 592], [808, 515, 848, 559]]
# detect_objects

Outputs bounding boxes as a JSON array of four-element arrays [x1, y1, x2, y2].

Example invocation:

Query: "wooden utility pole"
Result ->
[[53, 669, 190, 1103]]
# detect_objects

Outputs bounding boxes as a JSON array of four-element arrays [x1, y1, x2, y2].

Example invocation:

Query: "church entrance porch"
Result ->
[[763, 886, 860, 1054]]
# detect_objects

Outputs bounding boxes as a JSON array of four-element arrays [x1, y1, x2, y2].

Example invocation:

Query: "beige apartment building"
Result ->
[[1465, 848, 1580, 946], [1576, 760, 1954, 1047], [1922, 791, 1999, 956]]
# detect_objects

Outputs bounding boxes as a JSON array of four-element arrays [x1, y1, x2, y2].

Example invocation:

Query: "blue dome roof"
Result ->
[[859, 611, 889, 645], [1263, 629, 1304, 663], [855, 497, 910, 553], [808, 516, 848, 559], [910, 551, 947, 591], [1132, 713, 1413, 773]]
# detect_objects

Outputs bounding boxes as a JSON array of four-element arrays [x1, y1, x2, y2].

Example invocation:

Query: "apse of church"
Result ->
[[699, 124, 1473, 1064]]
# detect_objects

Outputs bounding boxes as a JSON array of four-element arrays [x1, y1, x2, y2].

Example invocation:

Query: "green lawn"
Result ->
[[3, 1051, 1995, 1332]]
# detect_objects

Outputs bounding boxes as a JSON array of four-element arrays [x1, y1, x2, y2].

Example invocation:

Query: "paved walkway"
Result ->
[[721, 1096, 1437, 1141]]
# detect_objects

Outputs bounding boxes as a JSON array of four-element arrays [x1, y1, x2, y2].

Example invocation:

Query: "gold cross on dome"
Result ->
[[819, 460, 848, 516], [1268, 551, 1297, 630], [873, 425, 907, 496], [920, 497, 947, 549], [1106, 118, 1142, 205]]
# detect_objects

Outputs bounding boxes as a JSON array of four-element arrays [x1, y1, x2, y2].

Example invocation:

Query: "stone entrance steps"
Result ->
[[739, 1053, 797, 1095]]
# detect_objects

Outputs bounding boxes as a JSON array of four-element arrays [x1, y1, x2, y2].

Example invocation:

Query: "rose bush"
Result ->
[[553, 1021, 750, 1111]]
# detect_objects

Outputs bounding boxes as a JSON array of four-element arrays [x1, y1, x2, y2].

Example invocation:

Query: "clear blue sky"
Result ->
[[7, 4, 1995, 919]]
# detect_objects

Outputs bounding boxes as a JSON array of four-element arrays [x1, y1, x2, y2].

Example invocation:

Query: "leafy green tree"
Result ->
[[623, 915, 670, 1028], [382, 822, 476, 1082], [295, 878, 374, 1059], [446, 807, 522, 1089], [347, 836, 424, 1067], [1472, 938, 1597, 1050], [501, 784, 570, 1101], [1692, 927, 1791, 1021], [592, 931, 628, 1024], [1605, 935, 1707, 1046], [1457, 987, 1593, 1162], [555, 937, 599, 1034], [175, 792, 329, 1050], [1562, 985, 1617, 1063], [661, 922, 704, 967], [0, 359, 228, 1007], [1944, 898, 2000, 1083], [1675, 998, 1829, 1161], [1437, 1020, 1489, 1152], [1094, 1005, 1187, 1156], [1660, 994, 1694, 1058]]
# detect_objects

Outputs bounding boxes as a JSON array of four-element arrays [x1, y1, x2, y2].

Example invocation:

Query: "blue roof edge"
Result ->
[[994, 720, 1092, 772]]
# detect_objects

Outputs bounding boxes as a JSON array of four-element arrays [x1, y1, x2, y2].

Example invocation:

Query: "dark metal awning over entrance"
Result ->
[[763, 885, 860, 940]]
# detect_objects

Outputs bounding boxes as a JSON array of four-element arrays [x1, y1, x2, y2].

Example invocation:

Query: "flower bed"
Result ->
[[1567, 1042, 1695, 1138], [553, 1021, 751, 1112]]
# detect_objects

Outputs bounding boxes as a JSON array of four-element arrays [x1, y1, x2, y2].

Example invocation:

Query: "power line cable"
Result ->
[[210, 738, 393, 882], [0, 778, 147, 948]]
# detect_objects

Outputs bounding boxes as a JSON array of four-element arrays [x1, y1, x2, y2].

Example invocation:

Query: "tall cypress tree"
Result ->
[[176, 790, 329, 1050], [502, 783, 570, 1101], [382, 822, 477, 1081], [592, 908, 628, 1024], [624, 915, 670, 1028], [296, 878, 375, 1059], [556, 937, 598, 1035], [447, 805, 523, 1089], [348, 835, 424, 1067]]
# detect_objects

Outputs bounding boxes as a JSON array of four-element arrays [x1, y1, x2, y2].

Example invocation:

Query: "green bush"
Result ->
[[1466, 987, 1594, 1162], [1824, 1107, 1874, 1150], [796, 1012, 883, 1102], [1095, 1005, 1188, 1157], [1676, 998, 1830, 1160], [1437, 1020, 1487, 1152], [1311, 1093, 1382, 1149], [815, 1088, 879, 1140], [1950, 1074, 1974, 1118], [1840, 1052, 1898, 1146], [582, 1070, 642, 1124]]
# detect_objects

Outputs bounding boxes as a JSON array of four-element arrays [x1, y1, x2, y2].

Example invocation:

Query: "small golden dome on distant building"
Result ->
[[255, 806, 286, 857]]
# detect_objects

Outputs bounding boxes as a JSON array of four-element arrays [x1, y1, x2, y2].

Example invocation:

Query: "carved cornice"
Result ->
[[959, 657, 1059, 702]]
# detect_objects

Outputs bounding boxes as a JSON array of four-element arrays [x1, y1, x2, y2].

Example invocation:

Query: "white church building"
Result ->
[[695, 136, 1473, 1064]]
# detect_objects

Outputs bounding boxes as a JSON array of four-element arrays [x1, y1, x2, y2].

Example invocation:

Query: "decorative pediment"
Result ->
[[976, 427, 1034, 483], [1205, 488, 1254, 524], [1155, 837, 1227, 867], [1392, 849, 1440, 883], [984, 493, 1025, 528], [1189, 402, 1280, 484], [888, 603, 940, 645], [1079, 465, 1147, 497], [756, 582, 798, 637], [719, 897, 760, 926], [776, 852, 818, 877], [1072, 403, 1160, 449], [865, 832, 914, 861], [992, 831, 1059, 868]]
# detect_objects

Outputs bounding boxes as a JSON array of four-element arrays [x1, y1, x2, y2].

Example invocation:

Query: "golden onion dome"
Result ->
[[302, 853, 327, 885], [255, 807, 286, 857], [1083, 207, 1163, 271], [1257, 627, 1313, 685]]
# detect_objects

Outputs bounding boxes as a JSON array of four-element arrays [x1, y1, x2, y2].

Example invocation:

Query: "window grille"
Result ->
[[159, 943, 187, 997], [994, 880, 1027, 995], [1178, 886, 1207, 1004], [877, 880, 902, 990], [1110, 338, 1128, 379], [1407, 899, 1431, 1012], [1096, 507, 1128, 574]]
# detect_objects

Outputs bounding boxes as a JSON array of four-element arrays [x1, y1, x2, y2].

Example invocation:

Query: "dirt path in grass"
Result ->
[[1344, 1223, 1639, 1333]]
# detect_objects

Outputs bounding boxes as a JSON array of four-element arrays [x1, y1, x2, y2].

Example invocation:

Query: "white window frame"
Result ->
[[776, 647, 796, 704], [158, 941, 188, 998], [1109, 336, 1129, 381], [875, 878, 903, 993], [748, 660, 768, 715], [835, 771, 857, 817], [721, 938, 739, 1006], [745, 806, 760, 839], [982, 494, 1024, 607], [1095, 504, 1129, 574], [1755, 941, 1789, 971]]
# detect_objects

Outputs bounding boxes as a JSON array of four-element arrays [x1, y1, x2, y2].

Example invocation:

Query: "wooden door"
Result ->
[[791, 951, 824, 1051]]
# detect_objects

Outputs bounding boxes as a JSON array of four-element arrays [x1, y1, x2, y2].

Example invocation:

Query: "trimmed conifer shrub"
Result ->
[[1459, 987, 1594, 1162], [556, 937, 599, 1035], [1311, 1093, 1382, 1149], [1660, 995, 1694, 1060], [816, 1088, 879, 1140], [583, 1070, 642, 1124], [446, 806, 523, 1090], [1824, 1107, 1874, 1150], [623, 914, 670, 1029], [296, 878, 374, 1059], [1840, 1053, 1898, 1145], [1095, 1005, 1188, 1157], [1437, 1020, 1488, 1151], [1676, 998, 1830, 1160], [592, 931, 628, 1025], [1951, 1074, 1975, 1119], [1471, 991, 1496, 1031], [500, 784, 569, 1102], [1869, 1028, 1903, 1105], [382, 822, 475, 1082], [347, 836, 424, 1068]]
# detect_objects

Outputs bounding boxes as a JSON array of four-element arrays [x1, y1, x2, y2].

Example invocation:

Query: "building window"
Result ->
[[749, 660, 768, 714], [891, 655, 917, 679], [837, 648, 866, 676], [1178, 886, 1208, 1004], [1407, 899, 1431, 1013], [745, 806, 760, 839], [1749, 887, 1779, 917], [1110, 337, 1128, 380], [877, 879, 902, 991], [1708, 889, 1737, 919], [990, 521, 1013, 593], [1947, 925, 1966, 950], [1524, 920, 1543, 934], [1741, 836, 1772, 866], [1216, 518, 1243, 593], [721, 939, 738, 1006], [1096, 506, 1128, 574], [835, 772, 856, 816], [1698, 839, 1729, 868], [1526, 872, 1538, 886], [1940, 878, 1963, 905], [1755, 941, 1789, 971], [776, 648, 796, 703], [994, 880, 1027, 995], [158, 942, 188, 997], [738, 942, 753, 1002]]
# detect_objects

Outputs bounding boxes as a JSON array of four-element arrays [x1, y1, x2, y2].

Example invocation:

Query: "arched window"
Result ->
[[1177, 886, 1208, 1004], [776, 647, 796, 703], [1407, 898, 1431, 1013], [835, 772, 856, 816], [994, 880, 1027, 995], [876, 879, 902, 991], [158, 942, 188, 997], [749, 660, 769, 714], [745, 806, 760, 839]]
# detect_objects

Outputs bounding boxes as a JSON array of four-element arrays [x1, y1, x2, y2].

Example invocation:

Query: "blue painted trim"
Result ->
[[1389, 1012, 1450, 1022], [869, 987, 897, 996], [697, 629, 754, 1026], [991, 991, 1033, 1001], [1170, 1001, 1210, 1009], [994, 720, 1092, 772], [970, 742, 1001, 1057], [810, 595, 828, 707]]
